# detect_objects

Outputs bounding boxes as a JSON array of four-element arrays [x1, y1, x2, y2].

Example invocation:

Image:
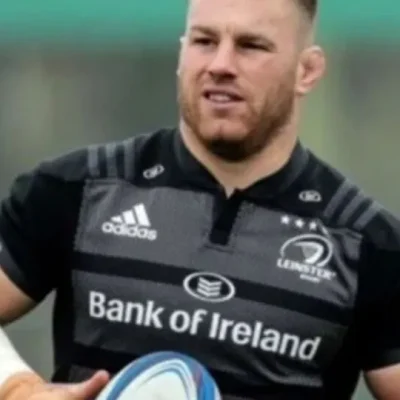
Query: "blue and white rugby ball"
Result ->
[[96, 351, 221, 400]]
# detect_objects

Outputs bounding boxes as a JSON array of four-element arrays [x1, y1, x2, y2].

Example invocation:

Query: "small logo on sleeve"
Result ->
[[299, 190, 322, 203]]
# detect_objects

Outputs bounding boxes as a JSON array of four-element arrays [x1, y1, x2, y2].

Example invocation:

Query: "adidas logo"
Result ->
[[101, 204, 157, 241]]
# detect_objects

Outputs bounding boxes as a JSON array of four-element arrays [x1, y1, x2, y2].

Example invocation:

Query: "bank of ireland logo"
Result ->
[[183, 272, 236, 303], [277, 234, 336, 283]]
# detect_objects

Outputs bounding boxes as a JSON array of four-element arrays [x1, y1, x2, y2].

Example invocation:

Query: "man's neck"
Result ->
[[179, 121, 298, 195]]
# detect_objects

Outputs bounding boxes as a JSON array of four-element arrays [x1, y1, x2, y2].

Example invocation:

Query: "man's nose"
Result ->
[[207, 42, 238, 80]]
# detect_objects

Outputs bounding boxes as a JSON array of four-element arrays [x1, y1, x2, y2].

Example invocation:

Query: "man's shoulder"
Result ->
[[37, 128, 173, 183], [306, 151, 400, 249]]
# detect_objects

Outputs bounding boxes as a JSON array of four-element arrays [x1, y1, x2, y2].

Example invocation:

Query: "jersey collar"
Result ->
[[173, 128, 310, 200]]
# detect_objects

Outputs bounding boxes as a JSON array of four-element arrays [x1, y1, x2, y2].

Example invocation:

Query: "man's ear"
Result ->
[[295, 45, 326, 96]]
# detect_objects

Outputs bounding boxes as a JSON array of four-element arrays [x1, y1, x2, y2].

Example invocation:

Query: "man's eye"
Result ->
[[192, 38, 213, 46], [240, 42, 266, 51]]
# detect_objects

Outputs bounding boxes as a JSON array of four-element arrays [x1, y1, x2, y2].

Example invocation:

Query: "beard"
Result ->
[[178, 75, 295, 162]]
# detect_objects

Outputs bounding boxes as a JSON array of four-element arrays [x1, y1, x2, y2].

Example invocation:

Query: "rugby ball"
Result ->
[[96, 351, 221, 400]]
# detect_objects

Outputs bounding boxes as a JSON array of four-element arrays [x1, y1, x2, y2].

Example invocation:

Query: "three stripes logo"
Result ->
[[102, 203, 157, 241]]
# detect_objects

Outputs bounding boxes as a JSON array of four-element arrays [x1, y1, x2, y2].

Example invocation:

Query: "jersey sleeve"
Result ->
[[0, 160, 81, 303], [356, 210, 400, 371]]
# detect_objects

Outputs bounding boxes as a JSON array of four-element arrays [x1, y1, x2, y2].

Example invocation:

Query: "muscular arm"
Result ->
[[0, 267, 36, 325], [0, 266, 39, 387], [0, 268, 109, 399], [0, 165, 66, 388], [0, 149, 110, 399]]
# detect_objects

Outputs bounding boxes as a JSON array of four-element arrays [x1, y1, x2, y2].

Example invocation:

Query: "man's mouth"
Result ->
[[203, 90, 243, 104]]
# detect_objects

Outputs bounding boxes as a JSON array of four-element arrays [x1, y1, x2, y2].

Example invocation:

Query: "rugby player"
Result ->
[[0, 0, 400, 399]]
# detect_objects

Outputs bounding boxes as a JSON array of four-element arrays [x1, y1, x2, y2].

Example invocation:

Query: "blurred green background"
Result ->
[[1, 1, 399, 399]]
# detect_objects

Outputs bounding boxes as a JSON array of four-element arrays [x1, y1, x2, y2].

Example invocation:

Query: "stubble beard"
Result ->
[[178, 77, 296, 162]]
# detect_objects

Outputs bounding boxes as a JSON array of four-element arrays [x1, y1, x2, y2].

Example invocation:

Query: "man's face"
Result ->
[[177, 0, 324, 161]]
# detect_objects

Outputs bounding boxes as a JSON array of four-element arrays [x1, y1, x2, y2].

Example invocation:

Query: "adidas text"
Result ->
[[102, 222, 157, 241]]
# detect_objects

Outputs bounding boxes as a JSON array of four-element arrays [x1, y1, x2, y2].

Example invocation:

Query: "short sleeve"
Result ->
[[356, 244, 400, 371], [0, 166, 76, 302]]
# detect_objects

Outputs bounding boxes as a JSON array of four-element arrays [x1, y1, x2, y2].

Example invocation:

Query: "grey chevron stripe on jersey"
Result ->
[[123, 137, 136, 180], [353, 201, 381, 230], [105, 142, 119, 178], [322, 179, 380, 231], [336, 191, 368, 226], [322, 180, 354, 220], [88, 144, 100, 177]]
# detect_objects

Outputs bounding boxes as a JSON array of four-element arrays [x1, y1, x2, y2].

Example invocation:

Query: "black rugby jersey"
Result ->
[[1, 128, 400, 400]]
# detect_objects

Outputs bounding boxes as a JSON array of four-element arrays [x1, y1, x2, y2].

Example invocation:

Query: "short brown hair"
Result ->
[[297, 0, 318, 20]]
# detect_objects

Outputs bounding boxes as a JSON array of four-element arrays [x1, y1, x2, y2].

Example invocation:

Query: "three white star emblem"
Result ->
[[281, 216, 320, 231]]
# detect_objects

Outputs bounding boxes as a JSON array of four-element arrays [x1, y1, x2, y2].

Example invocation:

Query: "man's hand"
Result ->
[[0, 370, 110, 400], [365, 364, 400, 400]]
